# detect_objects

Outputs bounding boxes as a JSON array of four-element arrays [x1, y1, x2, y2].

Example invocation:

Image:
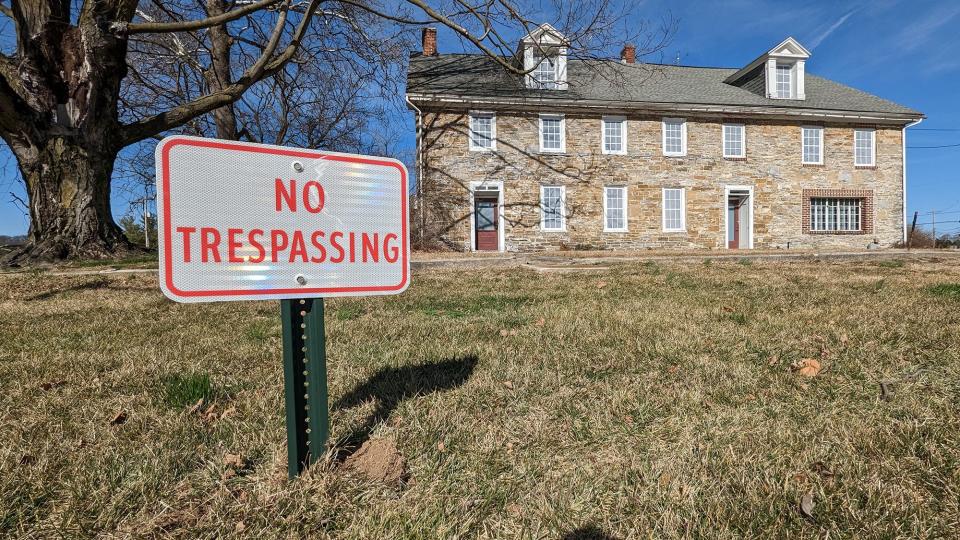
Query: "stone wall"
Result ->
[[418, 109, 905, 252]]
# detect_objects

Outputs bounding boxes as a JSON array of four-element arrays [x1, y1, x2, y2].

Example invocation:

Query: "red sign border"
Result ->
[[159, 136, 409, 299]]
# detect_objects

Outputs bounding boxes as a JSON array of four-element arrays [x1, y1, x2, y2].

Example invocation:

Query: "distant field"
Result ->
[[1, 257, 959, 538]]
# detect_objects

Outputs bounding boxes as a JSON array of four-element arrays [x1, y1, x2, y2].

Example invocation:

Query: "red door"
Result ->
[[475, 197, 499, 251], [728, 200, 740, 249]]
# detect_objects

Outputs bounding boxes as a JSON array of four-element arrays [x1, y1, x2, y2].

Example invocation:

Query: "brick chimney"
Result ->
[[620, 43, 636, 64], [422, 27, 437, 56]]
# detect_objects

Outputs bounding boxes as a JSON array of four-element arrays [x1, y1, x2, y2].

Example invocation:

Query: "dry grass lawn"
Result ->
[[1, 256, 959, 538]]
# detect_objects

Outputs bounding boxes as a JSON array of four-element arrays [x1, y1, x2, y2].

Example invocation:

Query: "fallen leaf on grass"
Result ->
[[19, 454, 35, 466], [792, 358, 822, 377], [503, 380, 513, 389], [222, 468, 237, 480], [498, 329, 518, 337], [667, 365, 679, 374], [234, 521, 246, 533], [223, 453, 244, 469], [721, 306, 734, 313], [40, 380, 67, 391], [506, 503, 523, 516], [437, 442, 446, 452], [220, 406, 237, 420], [811, 461, 835, 481], [597, 281, 607, 289], [188, 398, 204, 414], [767, 355, 780, 366], [110, 411, 128, 425], [534, 317, 545, 327], [799, 491, 815, 518]]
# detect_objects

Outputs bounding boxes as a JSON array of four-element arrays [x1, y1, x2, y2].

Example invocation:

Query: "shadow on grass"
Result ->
[[25, 277, 110, 301], [562, 525, 620, 540], [331, 355, 478, 460]]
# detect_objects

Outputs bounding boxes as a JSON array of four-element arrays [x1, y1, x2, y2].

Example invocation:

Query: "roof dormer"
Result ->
[[725, 37, 811, 100], [520, 23, 568, 90]]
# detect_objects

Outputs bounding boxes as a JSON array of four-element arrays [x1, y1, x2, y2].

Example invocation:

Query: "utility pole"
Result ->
[[932, 210, 936, 249], [908, 211, 918, 250], [142, 198, 151, 250]]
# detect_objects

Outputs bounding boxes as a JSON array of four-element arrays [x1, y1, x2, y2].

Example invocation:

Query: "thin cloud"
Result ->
[[808, 9, 858, 50]]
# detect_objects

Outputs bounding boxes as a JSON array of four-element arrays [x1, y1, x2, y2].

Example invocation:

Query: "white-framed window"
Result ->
[[854, 128, 875, 166], [468, 112, 496, 151], [602, 116, 627, 155], [539, 114, 565, 153], [532, 53, 558, 89], [662, 188, 686, 232], [775, 63, 793, 98], [722, 123, 745, 158], [662, 118, 686, 156], [802, 126, 823, 164], [603, 186, 628, 232], [810, 198, 862, 232], [540, 185, 565, 231]]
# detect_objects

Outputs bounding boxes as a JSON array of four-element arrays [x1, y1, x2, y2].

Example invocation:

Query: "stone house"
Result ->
[[405, 24, 924, 252]]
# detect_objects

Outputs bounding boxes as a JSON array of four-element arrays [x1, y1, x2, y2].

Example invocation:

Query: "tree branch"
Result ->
[[0, 2, 13, 20], [119, 0, 282, 34], [404, 0, 525, 75], [119, 0, 324, 146]]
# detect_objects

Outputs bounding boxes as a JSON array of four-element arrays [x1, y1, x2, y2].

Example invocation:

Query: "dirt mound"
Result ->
[[343, 438, 408, 486]]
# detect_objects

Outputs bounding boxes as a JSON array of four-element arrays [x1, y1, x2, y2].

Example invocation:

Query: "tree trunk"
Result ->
[[4, 136, 131, 265]]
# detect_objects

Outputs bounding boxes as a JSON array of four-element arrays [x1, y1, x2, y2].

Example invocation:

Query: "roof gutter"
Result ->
[[407, 93, 924, 125], [405, 95, 425, 247], [903, 117, 924, 244]]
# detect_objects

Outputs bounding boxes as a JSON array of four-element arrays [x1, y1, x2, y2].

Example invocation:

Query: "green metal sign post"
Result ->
[[280, 298, 329, 478]]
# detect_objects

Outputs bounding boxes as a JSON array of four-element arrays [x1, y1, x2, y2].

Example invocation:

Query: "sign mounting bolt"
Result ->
[[292, 161, 304, 173], [296, 274, 307, 286]]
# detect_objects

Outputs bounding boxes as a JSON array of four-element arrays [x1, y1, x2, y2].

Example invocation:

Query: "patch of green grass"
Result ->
[[927, 283, 960, 299], [738, 257, 753, 266], [157, 372, 214, 409], [877, 259, 905, 269], [245, 320, 277, 342], [335, 304, 365, 321]]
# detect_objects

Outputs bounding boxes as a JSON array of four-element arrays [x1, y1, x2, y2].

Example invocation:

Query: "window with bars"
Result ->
[[662, 118, 686, 156], [854, 129, 875, 166], [532, 54, 558, 89], [602, 117, 626, 154], [604, 186, 627, 231], [810, 198, 862, 232], [469, 113, 495, 150], [662, 188, 685, 231], [540, 186, 565, 231], [540, 115, 564, 152], [802, 126, 823, 164], [776, 64, 793, 98], [723, 124, 745, 158]]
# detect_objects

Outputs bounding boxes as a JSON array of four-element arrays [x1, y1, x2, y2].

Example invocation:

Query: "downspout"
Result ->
[[405, 94, 424, 248], [902, 117, 923, 244]]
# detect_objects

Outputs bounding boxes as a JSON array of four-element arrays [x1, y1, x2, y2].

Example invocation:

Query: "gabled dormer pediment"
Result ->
[[520, 23, 568, 90], [726, 37, 810, 100]]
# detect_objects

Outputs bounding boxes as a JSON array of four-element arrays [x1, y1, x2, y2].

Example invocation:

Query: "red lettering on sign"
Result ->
[[176, 226, 197, 262], [289, 230, 309, 262], [302, 181, 325, 213], [248, 229, 266, 263], [271, 230, 289, 262], [329, 231, 345, 263], [200, 228, 222, 262], [310, 231, 327, 263], [348, 232, 356, 263], [227, 228, 244, 263], [275, 178, 297, 212], [384, 233, 400, 263], [362, 233, 379, 262]]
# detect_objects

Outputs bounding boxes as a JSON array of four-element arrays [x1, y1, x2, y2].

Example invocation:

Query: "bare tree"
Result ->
[[0, 0, 667, 264]]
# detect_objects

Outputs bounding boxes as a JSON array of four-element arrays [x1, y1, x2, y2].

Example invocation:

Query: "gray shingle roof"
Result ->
[[406, 53, 922, 119]]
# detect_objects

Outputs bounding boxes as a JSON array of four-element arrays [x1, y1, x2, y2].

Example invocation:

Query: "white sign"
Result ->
[[155, 136, 410, 303]]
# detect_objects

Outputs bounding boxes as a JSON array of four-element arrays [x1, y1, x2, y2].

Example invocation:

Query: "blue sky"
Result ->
[[1, 0, 958, 237]]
